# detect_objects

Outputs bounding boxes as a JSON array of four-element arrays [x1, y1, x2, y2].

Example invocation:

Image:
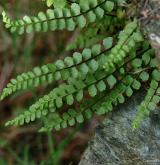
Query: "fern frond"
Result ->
[[39, 73, 142, 132], [2, 0, 115, 34], [103, 20, 144, 71], [66, 26, 104, 51], [0, 38, 113, 100], [132, 79, 160, 129], [39, 79, 127, 132], [5, 70, 117, 126], [0, 64, 56, 100], [5, 47, 154, 127]]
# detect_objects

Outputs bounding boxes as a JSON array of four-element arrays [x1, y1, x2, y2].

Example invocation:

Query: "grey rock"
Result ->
[[79, 91, 160, 165], [140, 0, 160, 62], [140, 0, 160, 38]]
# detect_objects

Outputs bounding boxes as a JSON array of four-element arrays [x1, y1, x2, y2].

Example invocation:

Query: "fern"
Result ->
[[39, 73, 146, 132], [103, 20, 143, 71], [66, 25, 104, 51], [132, 79, 160, 129], [1, 0, 160, 132], [2, 0, 114, 34], [39, 78, 129, 132], [4, 46, 155, 127], [66, 14, 125, 51], [0, 37, 113, 100]]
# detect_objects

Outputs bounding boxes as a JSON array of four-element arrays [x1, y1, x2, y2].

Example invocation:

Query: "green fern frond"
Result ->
[[39, 79, 127, 132], [39, 74, 142, 132], [0, 37, 113, 100], [5, 46, 155, 127], [132, 79, 160, 129], [103, 20, 144, 71], [0, 64, 56, 100], [66, 26, 104, 51], [5, 70, 117, 126], [2, 0, 115, 34]]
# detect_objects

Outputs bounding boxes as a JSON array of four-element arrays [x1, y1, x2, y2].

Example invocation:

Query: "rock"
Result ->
[[79, 91, 160, 165], [139, 0, 160, 62]]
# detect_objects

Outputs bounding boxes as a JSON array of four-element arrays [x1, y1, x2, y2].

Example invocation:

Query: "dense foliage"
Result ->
[[1, 0, 160, 132]]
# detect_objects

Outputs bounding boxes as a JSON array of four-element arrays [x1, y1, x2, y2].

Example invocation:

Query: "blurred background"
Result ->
[[0, 0, 104, 164]]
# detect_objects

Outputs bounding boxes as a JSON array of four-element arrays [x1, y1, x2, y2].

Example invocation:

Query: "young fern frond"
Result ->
[[2, 0, 114, 34]]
